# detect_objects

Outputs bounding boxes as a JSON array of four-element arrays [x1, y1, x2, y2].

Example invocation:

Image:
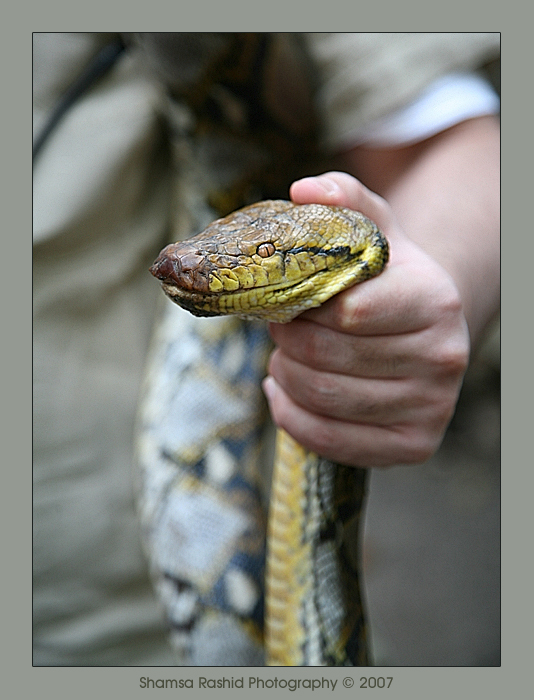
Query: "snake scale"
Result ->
[[148, 199, 389, 665]]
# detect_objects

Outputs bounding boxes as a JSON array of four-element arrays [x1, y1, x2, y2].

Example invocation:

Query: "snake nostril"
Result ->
[[149, 257, 176, 281]]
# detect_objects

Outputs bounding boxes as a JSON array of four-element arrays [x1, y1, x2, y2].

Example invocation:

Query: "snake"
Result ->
[[148, 199, 389, 665]]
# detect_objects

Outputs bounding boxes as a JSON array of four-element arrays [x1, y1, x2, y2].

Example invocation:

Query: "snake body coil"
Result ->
[[150, 200, 389, 665]]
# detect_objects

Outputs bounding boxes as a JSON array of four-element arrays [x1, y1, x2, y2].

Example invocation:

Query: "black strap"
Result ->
[[33, 38, 126, 163]]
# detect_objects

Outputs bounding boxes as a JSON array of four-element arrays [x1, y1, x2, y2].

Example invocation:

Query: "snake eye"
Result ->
[[257, 242, 275, 258]]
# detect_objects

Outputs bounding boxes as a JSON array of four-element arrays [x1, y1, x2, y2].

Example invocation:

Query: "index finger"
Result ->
[[299, 239, 450, 335]]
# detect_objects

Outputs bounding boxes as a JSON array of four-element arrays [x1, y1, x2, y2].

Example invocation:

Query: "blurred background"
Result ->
[[364, 324, 500, 666]]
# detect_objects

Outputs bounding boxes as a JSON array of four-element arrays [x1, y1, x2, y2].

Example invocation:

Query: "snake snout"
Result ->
[[149, 254, 174, 281], [150, 246, 210, 292]]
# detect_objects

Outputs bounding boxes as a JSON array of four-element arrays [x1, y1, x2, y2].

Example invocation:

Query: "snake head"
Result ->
[[150, 200, 388, 323]]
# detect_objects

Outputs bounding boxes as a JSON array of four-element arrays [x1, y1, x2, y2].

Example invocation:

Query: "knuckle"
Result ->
[[333, 291, 373, 332], [429, 277, 463, 317], [405, 443, 435, 465], [306, 372, 340, 413], [442, 285, 464, 315], [435, 340, 469, 378], [305, 424, 337, 458], [299, 325, 332, 368], [434, 392, 459, 426], [397, 427, 439, 465]]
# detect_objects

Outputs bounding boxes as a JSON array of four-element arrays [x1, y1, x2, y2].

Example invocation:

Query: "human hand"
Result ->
[[262, 172, 470, 467]]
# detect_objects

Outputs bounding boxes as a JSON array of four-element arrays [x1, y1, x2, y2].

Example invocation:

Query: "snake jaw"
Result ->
[[156, 255, 382, 324]]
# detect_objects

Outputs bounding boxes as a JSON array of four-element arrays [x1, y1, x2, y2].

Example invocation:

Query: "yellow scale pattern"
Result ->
[[265, 429, 316, 665]]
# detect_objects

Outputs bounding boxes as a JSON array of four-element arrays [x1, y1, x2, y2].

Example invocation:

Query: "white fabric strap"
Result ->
[[346, 72, 500, 148]]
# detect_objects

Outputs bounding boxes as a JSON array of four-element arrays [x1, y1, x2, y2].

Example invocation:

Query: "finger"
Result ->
[[291, 173, 436, 335], [262, 376, 437, 467], [268, 348, 423, 424], [299, 242, 462, 335], [269, 318, 435, 378], [290, 171, 396, 233]]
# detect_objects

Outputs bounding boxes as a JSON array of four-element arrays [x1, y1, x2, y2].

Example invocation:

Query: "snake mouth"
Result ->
[[157, 254, 380, 323], [151, 243, 368, 296], [161, 269, 315, 299], [155, 245, 356, 298]]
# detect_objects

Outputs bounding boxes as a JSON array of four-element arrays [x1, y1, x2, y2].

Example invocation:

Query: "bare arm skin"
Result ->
[[263, 116, 500, 467]]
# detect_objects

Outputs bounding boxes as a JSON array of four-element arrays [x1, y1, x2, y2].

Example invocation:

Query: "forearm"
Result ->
[[343, 115, 500, 350]]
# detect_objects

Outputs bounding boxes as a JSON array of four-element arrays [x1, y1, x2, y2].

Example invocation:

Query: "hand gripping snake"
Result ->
[[147, 199, 389, 665]]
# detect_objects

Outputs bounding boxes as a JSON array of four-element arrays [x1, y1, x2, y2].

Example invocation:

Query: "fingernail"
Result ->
[[317, 176, 341, 196], [262, 376, 276, 401]]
